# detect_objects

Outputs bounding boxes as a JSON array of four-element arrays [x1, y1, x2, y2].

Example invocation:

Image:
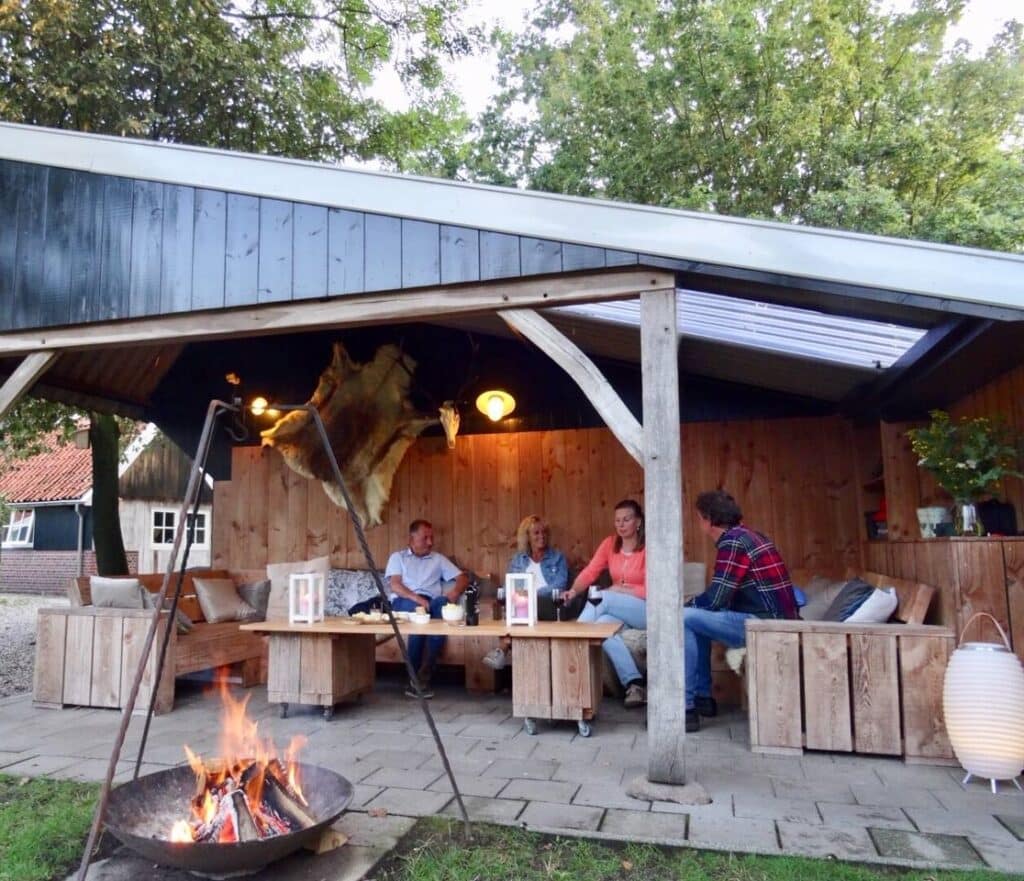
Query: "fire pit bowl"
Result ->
[[105, 763, 353, 878]]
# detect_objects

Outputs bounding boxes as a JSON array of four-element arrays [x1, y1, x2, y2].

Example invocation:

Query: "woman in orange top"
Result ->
[[564, 499, 647, 707]]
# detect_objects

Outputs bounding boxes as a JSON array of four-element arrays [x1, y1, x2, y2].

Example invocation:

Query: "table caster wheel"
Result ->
[[323, 705, 335, 721], [279, 703, 289, 719], [577, 720, 592, 738], [523, 718, 538, 736]]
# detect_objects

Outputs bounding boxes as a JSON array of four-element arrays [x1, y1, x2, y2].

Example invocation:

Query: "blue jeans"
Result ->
[[391, 595, 446, 675], [577, 591, 647, 687], [683, 607, 754, 709]]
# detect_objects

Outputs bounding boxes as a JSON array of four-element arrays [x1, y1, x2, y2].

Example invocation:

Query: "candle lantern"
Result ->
[[943, 613, 1024, 793], [288, 572, 325, 625], [505, 572, 537, 627]]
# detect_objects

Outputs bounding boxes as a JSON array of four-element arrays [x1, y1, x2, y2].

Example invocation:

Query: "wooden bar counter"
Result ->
[[240, 618, 621, 732]]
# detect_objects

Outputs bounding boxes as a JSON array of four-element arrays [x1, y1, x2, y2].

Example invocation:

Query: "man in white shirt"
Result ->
[[385, 519, 468, 698]]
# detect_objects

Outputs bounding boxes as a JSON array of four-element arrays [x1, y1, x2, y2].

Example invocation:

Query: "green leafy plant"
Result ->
[[906, 410, 1022, 503]]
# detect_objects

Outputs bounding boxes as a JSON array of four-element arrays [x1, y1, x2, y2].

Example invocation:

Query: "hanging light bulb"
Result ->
[[250, 397, 268, 417], [475, 390, 515, 422]]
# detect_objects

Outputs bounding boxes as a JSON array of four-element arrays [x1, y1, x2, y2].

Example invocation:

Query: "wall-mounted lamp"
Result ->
[[250, 396, 269, 417], [476, 389, 515, 422]]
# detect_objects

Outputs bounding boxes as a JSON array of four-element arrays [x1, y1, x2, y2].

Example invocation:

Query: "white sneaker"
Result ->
[[482, 648, 509, 670]]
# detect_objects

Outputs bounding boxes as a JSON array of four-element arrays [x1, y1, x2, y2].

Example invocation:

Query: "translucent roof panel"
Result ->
[[553, 289, 928, 370]]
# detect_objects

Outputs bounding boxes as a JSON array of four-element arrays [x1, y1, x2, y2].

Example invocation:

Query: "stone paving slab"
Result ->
[[818, 801, 914, 831], [361, 766, 443, 790], [967, 833, 1024, 873], [362, 786, 452, 817], [870, 827, 985, 867], [777, 820, 879, 860], [572, 782, 651, 811], [332, 813, 417, 848], [688, 814, 779, 853], [1, 753, 79, 777], [519, 800, 605, 832], [996, 814, 1024, 840], [499, 778, 579, 803], [442, 794, 526, 822], [734, 793, 821, 825], [482, 758, 557, 780], [600, 807, 686, 842], [850, 783, 945, 808], [428, 773, 508, 798], [904, 805, 1020, 841]]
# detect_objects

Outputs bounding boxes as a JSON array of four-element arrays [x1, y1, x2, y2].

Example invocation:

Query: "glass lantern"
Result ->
[[288, 572, 325, 625], [505, 572, 537, 627]]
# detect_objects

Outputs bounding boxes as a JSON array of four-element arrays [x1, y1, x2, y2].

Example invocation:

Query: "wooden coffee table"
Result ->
[[240, 618, 620, 733]]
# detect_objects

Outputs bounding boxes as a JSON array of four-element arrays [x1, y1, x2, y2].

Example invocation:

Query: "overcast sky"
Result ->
[[370, 0, 1020, 117]]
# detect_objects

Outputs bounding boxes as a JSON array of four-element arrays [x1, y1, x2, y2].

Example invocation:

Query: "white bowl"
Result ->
[[441, 604, 465, 623], [409, 613, 431, 625]]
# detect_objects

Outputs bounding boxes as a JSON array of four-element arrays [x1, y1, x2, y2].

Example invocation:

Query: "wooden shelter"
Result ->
[[1, 122, 1023, 783]]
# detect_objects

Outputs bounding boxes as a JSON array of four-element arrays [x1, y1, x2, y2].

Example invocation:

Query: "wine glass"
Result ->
[[550, 588, 563, 622]]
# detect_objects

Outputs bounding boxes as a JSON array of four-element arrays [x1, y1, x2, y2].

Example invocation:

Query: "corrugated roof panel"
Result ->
[[555, 290, 927, 369]]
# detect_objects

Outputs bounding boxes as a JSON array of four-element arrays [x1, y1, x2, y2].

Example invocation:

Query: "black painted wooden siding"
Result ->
[[0, 159, 641, 333]]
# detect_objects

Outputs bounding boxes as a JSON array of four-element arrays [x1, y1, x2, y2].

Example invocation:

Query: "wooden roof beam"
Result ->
[[0, 352, 59, 420], [0, 268, 675, 356]]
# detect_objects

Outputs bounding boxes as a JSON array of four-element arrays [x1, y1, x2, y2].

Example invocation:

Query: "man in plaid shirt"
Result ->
[[685, 490, 798, 732]]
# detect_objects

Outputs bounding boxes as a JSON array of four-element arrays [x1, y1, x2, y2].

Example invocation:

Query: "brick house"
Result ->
[[0, 425, 211, 594]]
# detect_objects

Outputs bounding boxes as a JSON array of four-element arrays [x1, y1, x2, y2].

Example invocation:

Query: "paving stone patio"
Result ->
[[1, 673, 1022, 879]]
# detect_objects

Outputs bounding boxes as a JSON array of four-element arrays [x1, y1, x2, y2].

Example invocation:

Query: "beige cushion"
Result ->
[[90, 576, 144, 609], [682, 562, 707, 601], [799, 576, 847, 621], [193, 577, 257, 624], [266, 556, 330, 619]]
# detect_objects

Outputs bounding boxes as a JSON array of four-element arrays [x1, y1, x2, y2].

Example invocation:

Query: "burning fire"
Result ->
[[168, 679, 310, 844]]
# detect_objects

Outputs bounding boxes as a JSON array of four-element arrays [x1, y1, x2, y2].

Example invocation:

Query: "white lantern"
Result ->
[[943, 613, 1024, 793], [505, 572, 537, 627], [288, 572, 325, 625]]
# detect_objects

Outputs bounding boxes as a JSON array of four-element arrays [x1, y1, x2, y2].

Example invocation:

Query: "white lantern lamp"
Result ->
[[505, 572, 537, 627], [288, 572, 325, 625], [943, 612, 1024, 793]]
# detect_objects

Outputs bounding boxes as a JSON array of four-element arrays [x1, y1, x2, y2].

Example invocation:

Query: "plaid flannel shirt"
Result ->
[[692, 525, 798, 619]]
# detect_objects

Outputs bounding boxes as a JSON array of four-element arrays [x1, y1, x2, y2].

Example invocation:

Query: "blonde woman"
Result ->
[[482, 515, 569, 670]]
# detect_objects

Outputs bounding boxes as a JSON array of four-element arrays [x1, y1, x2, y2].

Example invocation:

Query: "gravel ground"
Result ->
[[0, 593, 68, 698]]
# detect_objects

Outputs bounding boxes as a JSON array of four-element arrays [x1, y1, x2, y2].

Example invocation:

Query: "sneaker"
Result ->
[[623, 683, 647, 708], [482, 648, 509, 670], [695, 695, 718, 718], [405, 678, 434, 699], [685, 708, 701, 732]]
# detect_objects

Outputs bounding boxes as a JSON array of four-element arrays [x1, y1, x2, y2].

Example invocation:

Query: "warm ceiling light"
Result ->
[[476, 390, 515, 422], [250, 397, 269, 416]]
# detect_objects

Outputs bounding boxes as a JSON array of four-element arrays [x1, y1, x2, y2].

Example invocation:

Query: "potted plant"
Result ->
[[907, 410, 1021, 536]]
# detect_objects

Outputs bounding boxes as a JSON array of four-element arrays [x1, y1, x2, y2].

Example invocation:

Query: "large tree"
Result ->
[[468, 0, 1024, 251], [0, 0, 477, 572]]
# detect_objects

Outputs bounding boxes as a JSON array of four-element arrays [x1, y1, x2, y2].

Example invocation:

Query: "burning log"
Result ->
[[229, 791, 260, 843], [263, 770, 315, 830]]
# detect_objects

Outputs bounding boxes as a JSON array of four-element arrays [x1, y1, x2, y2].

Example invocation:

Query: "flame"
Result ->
[[170, 820, 193, 843], [167, 675, 307, 843]]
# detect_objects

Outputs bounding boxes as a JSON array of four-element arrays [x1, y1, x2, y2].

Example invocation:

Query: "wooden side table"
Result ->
[[508, 621, 621, 737]]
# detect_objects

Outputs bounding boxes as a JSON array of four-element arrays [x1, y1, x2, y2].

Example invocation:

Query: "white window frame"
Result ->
[[2, 508, 35, 548], [151, 508, 208, 550]]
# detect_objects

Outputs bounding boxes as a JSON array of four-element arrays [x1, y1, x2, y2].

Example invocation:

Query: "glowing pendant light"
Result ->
[[476, 390, 515, 422]]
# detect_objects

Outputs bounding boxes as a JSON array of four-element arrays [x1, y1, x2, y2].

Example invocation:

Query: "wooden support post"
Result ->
[[499, 309, 644, 464], [642, 288, 686, 784], [0, 352, 58, 419]]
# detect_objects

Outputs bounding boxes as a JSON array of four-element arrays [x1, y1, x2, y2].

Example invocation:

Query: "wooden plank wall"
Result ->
[[864, 538, 1023, 660], [212, 415, 861, 583]]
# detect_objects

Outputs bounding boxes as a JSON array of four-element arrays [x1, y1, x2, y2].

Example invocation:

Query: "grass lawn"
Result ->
[[0, 774, 99, 881], [373, 817, 1008, 881]]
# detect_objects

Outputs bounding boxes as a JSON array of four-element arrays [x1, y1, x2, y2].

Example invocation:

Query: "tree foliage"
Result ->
[[0, 0, 476, 165], [469, 0, 1024, 251]]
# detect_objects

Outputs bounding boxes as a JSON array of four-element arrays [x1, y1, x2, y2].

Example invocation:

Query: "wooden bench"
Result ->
[[33, 569, 268, 715], [746, 568, 956, 763]]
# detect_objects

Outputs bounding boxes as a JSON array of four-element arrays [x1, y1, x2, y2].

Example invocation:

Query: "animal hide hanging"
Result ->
[[260, 342, 437, 528]]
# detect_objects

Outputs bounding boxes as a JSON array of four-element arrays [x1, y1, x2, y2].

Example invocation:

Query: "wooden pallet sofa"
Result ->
[[746, 568, 956, 763], [33, 569, 268, 715]]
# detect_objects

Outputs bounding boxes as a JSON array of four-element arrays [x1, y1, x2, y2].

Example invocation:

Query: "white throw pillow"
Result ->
[[266, 556, 330, 619], [844, 587, 898, 624], [90, 576, 144, 609]]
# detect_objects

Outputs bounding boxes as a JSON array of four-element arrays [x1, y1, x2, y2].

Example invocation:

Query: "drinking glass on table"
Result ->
[[587, 585, 603, 607], [550, 588, 564, 622]]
